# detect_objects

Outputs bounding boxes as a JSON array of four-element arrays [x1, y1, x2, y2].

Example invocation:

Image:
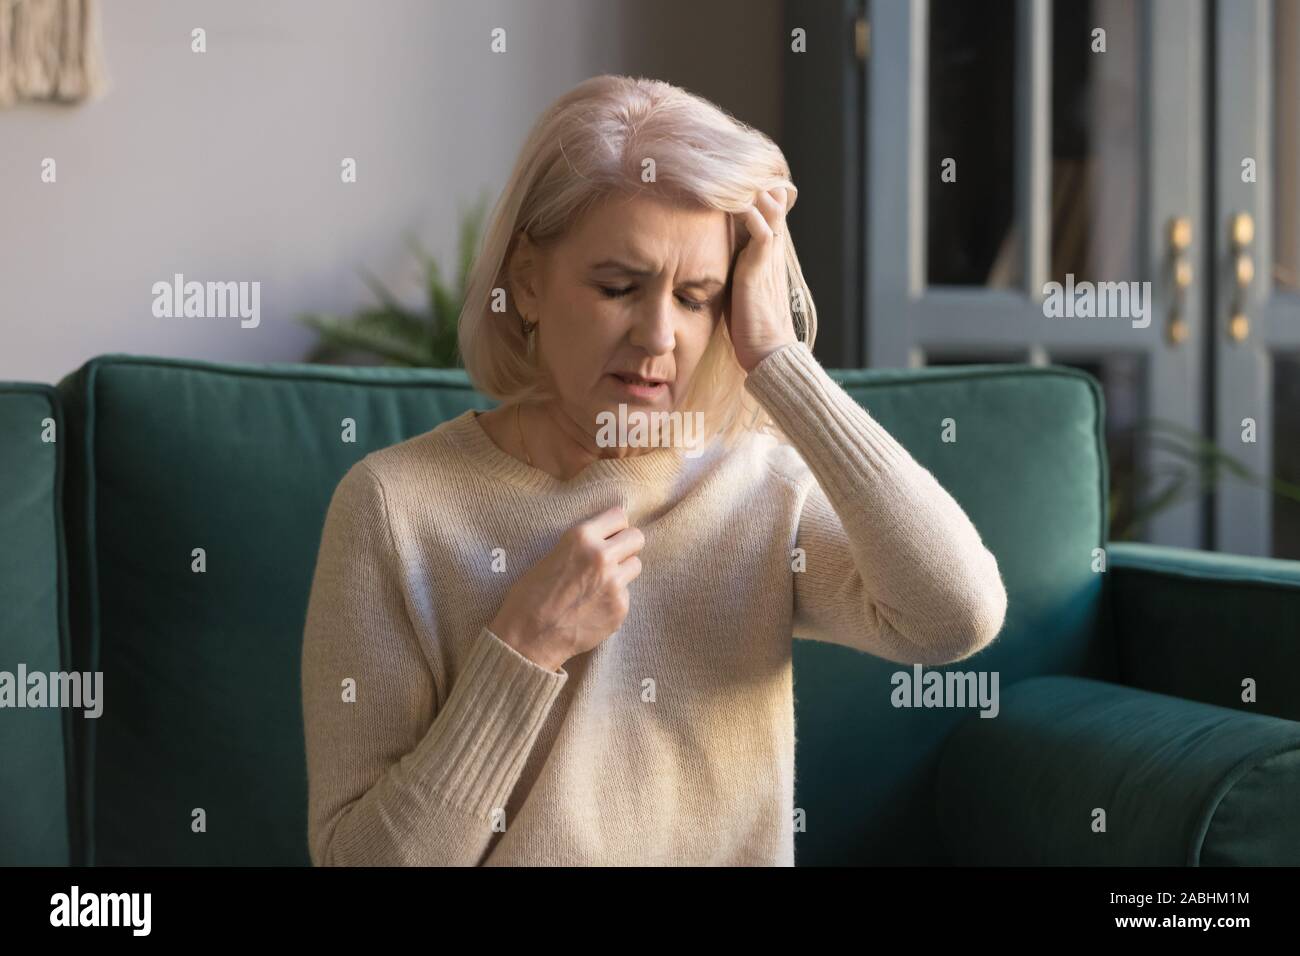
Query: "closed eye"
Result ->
[[598, 285, 708, 312]]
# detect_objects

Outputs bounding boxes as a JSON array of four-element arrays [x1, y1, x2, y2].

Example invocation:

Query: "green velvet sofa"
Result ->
[[2, 355, 1297, 866]]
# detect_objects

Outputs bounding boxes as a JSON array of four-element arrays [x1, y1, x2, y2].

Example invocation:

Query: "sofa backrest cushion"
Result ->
[[58, 357, 491, 864], [791, 365, 1115, 864]]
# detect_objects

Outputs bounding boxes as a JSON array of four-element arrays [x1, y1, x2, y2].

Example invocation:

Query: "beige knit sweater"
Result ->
[[301, 341, 1007, 866]]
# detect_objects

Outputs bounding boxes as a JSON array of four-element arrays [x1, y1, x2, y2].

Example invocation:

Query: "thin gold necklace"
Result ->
[[516, 403, 534, 466]]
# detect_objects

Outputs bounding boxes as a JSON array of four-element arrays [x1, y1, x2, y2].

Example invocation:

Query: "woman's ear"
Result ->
[[508, 230, 542, 317]]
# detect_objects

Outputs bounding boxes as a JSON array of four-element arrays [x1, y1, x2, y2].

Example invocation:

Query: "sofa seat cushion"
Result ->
[[937, 675, 1300, 864]]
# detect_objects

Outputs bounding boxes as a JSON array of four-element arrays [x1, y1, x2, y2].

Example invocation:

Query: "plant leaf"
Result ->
[[356, 269, 430, 338], [301, 312, 431, 366], [298, 200, 489, 368]]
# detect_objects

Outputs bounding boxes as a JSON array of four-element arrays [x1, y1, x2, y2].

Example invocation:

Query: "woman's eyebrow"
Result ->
[[589, 258, 725, 290]]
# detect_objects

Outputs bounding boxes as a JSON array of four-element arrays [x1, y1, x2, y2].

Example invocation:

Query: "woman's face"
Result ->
[[510, 192, 731, 438]]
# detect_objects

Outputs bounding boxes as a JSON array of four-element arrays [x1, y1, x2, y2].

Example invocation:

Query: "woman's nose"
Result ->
[[628, 295, 677, 354]]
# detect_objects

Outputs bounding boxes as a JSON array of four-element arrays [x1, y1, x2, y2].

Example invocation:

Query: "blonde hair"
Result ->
[[458, 74, 817, 450]]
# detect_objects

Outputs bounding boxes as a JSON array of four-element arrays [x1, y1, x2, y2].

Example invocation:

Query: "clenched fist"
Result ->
[[488, 505, 645, 672]]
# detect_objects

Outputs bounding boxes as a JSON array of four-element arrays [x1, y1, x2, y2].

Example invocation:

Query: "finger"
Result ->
[[754, 188, 787, 236], [770, 187, 792, 230], [783, 183, 798, 212], [603, 525, 645, 562], [584, 504, 629, 540], [741, 202, 773, 245], [613, 554, 643, 586]]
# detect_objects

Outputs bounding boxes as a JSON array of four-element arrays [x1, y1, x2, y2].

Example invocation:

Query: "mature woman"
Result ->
[[301, 75, 1007, 866]]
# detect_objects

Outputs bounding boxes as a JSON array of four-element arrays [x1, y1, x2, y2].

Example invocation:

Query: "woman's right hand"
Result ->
[[488, 505, 644, 672]]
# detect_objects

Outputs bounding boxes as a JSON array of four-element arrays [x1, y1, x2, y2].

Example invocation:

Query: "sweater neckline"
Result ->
[[448, 408, 691, 492]]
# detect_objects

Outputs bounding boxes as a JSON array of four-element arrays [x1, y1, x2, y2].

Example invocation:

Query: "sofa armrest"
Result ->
[[936, 675, 1300, 865], [1108, 542, 1300, 721], [0, 383, 75, 866]]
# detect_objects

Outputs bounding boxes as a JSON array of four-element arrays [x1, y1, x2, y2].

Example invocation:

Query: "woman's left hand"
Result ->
[[728, 185, 799, 374]]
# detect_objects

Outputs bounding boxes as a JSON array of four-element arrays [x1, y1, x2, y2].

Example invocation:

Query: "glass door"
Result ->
[[1212, 0, 1300, 557], [867, 0, 1208, 547]]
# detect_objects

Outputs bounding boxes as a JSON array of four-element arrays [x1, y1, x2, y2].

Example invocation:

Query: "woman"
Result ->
[[301, 75, 1007, 866]]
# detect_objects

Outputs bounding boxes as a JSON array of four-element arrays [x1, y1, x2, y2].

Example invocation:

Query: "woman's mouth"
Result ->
[[607, 372, 669, 401]]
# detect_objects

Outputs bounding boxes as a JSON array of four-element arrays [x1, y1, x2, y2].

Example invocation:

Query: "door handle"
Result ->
[[1228, 212, 1254, 342], [1167, 216, 1193, 345]]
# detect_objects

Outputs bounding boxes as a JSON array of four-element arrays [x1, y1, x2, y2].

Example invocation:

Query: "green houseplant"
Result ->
[[1109, 417, 1300, 541], [299, 196, 489, 368]]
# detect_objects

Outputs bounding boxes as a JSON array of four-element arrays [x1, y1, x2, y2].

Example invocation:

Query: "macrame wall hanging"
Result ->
[[0, 0, 108, 107]]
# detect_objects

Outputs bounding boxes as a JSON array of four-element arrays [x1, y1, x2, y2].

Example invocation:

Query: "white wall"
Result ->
[[0, 0, 782, 383]]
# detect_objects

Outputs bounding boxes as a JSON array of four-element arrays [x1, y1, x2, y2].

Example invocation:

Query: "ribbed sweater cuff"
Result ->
[[405, 626, 566, 820], [743, 342, 919, 500]]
